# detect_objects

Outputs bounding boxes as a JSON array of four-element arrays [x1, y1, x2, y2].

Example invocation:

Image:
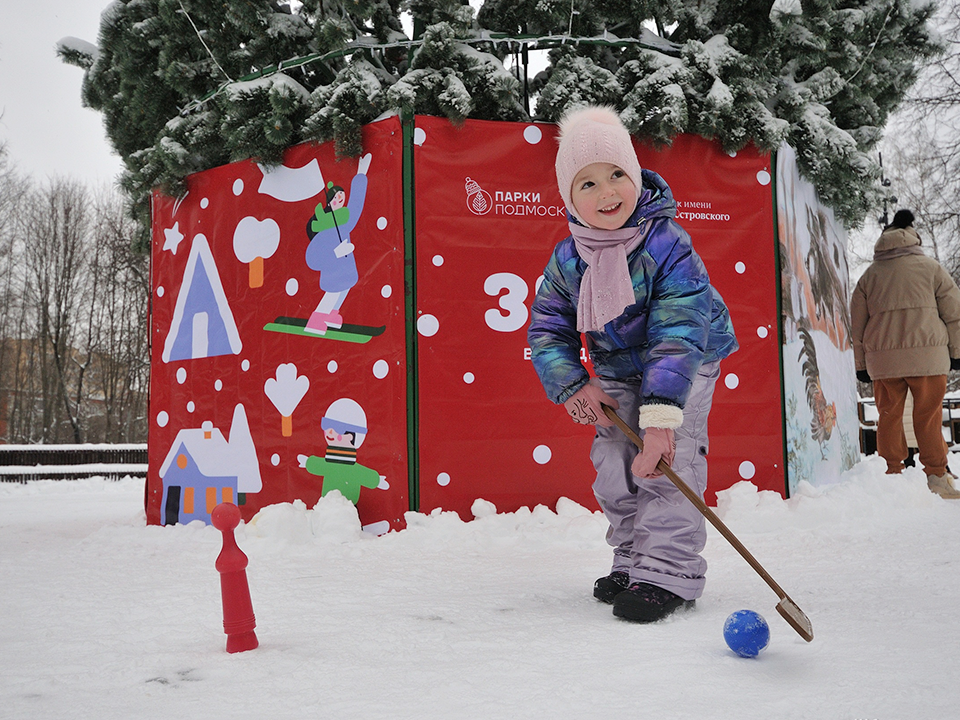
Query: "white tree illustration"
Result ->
[[264, 363, 310, 437], [233, 216, 280, 288]]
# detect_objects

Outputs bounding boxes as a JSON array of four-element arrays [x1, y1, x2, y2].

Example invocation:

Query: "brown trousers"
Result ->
[[874, 375, 948, 477]]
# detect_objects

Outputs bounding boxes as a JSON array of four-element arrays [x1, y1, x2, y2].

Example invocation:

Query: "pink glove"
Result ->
[[563, 381, 618, 427], [631, 427, 675, 478]]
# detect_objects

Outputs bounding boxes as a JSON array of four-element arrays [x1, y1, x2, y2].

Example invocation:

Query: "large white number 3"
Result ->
[[484, 273, 529, 332]]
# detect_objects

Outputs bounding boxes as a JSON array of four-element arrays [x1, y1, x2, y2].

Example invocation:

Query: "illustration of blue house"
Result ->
[[159, 404, 262, 525], [162, 233, 242, 363]]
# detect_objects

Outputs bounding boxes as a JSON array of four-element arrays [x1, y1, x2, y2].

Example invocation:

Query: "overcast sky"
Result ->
[[1, 1, 121, 186], [0, 2, 486, 189]]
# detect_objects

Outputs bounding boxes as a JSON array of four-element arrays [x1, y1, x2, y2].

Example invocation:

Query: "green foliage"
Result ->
[[537, 52, 623, 121], [61, 0, 940, 246], [394, 22, 526, 122], [305, 58, 393, 157]]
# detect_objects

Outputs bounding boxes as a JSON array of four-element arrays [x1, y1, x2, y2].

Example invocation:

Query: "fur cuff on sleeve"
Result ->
[[638, 403, 683, 429]]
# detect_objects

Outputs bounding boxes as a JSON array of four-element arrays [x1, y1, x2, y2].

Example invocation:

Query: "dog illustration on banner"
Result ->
[[159, 404, 262, 525], [776, 143, 859, 492], [297, 398, 386, 504], [263, 153, 385, 343]]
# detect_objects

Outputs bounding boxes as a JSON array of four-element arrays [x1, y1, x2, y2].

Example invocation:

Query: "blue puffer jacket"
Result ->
[[528, 169, 738, 408]]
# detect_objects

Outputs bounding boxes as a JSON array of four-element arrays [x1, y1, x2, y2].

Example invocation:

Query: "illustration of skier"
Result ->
[[297, 398, 383, 504], [303, 153, 372, 335]]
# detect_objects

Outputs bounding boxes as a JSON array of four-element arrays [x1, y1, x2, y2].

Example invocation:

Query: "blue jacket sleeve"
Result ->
[[344, 173, 368, 234], [637, 223, 711, 408], [527, 242, 589, 404]]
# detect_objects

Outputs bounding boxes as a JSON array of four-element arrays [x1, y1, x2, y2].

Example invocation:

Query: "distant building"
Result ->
[[0, 337, 147, 444]]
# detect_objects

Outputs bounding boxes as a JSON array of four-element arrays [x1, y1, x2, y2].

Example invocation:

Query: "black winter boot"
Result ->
[[612, 582, 695, 622], [593, 571, 631, 604]]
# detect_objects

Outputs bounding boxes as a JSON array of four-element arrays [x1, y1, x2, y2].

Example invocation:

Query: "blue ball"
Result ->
[[723, 610, 770, 657]]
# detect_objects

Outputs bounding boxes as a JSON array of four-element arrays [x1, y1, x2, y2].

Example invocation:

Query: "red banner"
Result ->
[[413, 117, 783, 515], [149, 118, 409, 532], [149, 115, 785, 531]]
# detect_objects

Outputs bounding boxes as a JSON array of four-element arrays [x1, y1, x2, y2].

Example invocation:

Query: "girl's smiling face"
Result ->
[[570, 162, 637, 230]]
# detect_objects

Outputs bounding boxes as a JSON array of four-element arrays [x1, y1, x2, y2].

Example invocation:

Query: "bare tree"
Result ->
[[858, 2, 960, 392], [0, 158, 150, 445], [881, 1, 960, 281], [0, 145, 28, 437], [0, 146, 20, 351], [18, 178, 93, 442], [0, 145, 28, 337], [85, 187, 149, 441], [882, 126, 960, 269]]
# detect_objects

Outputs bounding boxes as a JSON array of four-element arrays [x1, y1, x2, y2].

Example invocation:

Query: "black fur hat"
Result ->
[[891, 209, 915, 229]]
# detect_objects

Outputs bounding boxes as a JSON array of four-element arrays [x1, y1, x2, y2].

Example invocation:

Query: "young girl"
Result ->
[[527, 106, 738, 623]]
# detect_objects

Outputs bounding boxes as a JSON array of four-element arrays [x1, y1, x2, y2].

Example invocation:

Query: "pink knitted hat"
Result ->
[[555, 106, 643, 220]]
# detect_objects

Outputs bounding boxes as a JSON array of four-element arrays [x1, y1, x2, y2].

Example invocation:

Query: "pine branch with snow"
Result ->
[[305, 59, 393, 157], [536, 52, 623, 122], [61, 0, 940, 243]]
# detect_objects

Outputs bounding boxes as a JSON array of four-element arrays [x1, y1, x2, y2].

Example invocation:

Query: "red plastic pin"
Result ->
[[211, 502, 259, 653]]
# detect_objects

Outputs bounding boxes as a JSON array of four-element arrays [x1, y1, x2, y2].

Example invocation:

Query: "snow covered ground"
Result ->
[[2, 454, 959, 719]]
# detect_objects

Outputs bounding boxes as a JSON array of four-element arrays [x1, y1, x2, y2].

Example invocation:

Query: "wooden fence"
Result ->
[[858, 397, 960, 457], [0, 444, 147, 483]]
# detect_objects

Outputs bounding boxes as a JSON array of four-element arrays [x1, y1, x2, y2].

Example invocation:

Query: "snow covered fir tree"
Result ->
[[60, 0, 939, 248]]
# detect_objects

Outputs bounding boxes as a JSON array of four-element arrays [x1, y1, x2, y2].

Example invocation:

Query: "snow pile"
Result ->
[[246, 494, 367, 545], [715, 455, 946, 534], [2, 458, 960, 719]]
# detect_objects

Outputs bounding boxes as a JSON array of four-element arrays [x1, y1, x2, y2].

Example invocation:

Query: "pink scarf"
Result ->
[[570, 221, 650, 333]]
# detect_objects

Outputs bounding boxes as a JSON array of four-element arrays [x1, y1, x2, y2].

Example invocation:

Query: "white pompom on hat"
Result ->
[[554, 105, 643, 219]]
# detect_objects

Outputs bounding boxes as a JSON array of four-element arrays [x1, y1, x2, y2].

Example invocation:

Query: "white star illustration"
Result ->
[[163, 222, 185, 254]]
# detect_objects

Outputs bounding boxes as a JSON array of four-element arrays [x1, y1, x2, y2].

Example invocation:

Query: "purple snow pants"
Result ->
[[591, 361, 720, 601]]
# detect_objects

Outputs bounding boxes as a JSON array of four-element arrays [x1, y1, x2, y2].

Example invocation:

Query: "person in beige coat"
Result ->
[[851, 209, 960, 498]]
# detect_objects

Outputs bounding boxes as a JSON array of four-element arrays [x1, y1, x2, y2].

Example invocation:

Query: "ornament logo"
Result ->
[[465, 177, 493, 216]]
